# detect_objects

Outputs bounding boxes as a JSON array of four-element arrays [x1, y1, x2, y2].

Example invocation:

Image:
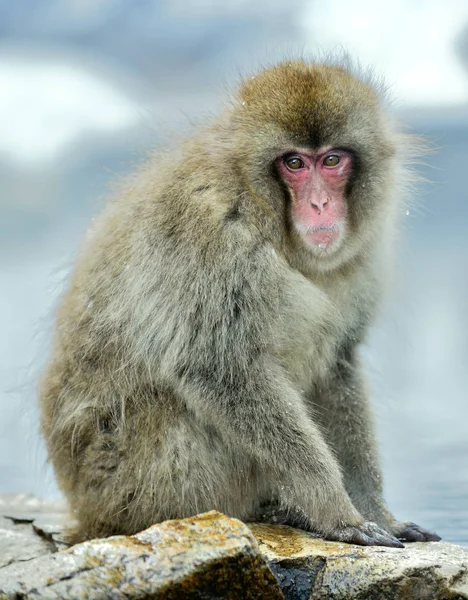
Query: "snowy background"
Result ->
[[1, 0, 467, 544]]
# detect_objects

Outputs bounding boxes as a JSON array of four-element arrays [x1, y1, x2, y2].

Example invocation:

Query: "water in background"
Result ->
[[0, 0, 467, 546]]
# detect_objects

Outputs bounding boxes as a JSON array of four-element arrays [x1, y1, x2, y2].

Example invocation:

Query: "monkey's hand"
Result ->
[[388, 520, 441, 543], [325, 520, 404, 548]]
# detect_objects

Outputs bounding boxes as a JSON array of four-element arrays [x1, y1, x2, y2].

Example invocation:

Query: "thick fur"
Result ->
[[39, 60, 438, 545]]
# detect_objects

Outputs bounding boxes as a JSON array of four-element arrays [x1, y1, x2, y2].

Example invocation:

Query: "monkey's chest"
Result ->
[[277, 284, 368, 390]]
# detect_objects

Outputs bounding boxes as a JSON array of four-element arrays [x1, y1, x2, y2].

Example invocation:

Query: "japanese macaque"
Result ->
[[40, 59, 440, 546]]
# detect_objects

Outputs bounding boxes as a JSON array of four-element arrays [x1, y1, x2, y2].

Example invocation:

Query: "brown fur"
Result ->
[[39, 59, 439, 545]]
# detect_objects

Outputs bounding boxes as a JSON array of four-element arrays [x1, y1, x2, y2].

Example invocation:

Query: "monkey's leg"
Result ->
[[44, 393, 265, 544], [313, 356, 440, 543]]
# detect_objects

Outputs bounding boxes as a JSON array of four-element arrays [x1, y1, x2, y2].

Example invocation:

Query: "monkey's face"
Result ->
[[276, 149, 353, 254]]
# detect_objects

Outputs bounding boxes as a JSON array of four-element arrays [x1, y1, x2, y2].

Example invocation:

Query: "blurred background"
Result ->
[[0, 0, 467, 544]]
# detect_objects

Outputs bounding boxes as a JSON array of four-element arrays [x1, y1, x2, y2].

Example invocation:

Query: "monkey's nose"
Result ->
[[310, 196, 329, 213]]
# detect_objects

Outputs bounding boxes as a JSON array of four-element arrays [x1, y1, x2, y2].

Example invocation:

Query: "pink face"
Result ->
[[276, 148, 353, 252]]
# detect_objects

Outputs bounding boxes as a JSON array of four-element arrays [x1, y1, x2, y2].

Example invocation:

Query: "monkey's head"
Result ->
[[227, 60, 405, 270]]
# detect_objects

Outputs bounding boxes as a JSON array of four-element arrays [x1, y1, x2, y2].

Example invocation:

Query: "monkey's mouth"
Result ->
[[296, 224, 339, 233], [295, 222, 343, 250]]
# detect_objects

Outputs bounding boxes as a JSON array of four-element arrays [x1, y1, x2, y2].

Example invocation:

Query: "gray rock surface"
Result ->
[[1, 495, 467, 599], [0, 504, 282, 599]]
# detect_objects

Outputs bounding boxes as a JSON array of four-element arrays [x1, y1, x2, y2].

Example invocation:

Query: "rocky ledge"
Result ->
[[0, 494, 466, 599]]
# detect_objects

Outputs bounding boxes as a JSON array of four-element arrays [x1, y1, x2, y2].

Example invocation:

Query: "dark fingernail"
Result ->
[[404, 529, 426, 542], [367, 537, 379, 545], [382, 536, 404, 548]]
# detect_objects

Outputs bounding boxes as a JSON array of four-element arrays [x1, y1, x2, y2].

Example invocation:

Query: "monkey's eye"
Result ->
[[323, 154, 340, 167], [285, 156, 305, 171]]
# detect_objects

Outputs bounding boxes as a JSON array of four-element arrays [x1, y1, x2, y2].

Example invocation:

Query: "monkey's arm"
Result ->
[[313, 353, 440, 542], [178, 352, 404, 547]]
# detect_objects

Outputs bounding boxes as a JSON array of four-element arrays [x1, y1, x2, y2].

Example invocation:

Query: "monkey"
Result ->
[[39, 59, 441, 547]]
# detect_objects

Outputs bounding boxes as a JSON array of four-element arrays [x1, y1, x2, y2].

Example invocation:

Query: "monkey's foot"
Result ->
[[391, 521, 441, 543], [326, 521, 404, 548]]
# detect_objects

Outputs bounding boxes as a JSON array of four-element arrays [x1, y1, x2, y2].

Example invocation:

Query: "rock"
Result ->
[[0, 493, 69, 559], [0, 516, 56, 569], [0, 510, 283, 599], [1, 495, 467, 599], [250, 523, 468, 600]]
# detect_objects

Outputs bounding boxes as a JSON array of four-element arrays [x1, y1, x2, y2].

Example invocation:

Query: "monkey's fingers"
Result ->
[[361, 520, 406, 548], [370, 531, 406, 548], [396, 522, 441, 542], [326, 522, 404, 548]]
